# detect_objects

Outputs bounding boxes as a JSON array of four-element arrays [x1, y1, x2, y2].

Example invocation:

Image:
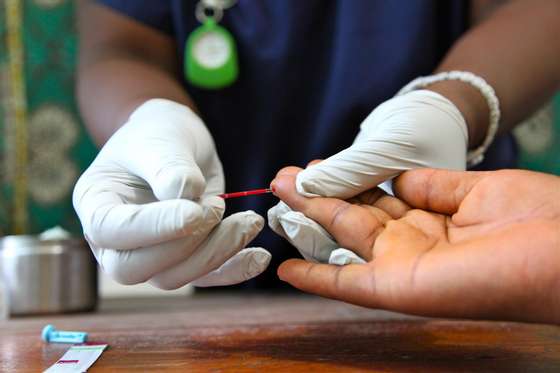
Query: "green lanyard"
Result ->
[[184, 0, 239, 89]]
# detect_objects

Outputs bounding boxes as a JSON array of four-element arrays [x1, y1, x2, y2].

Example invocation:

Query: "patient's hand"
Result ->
[[272, 167, 560, 324]]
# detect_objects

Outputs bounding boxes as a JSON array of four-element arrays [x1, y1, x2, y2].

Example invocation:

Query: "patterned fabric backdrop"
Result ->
[[0, 0, 558, 236], [515, 97, 560, 174], [0, 0, 96, 235]]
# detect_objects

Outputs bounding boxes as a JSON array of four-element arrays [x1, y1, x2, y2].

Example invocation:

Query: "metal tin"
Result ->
[[0, 235, 97, 316]]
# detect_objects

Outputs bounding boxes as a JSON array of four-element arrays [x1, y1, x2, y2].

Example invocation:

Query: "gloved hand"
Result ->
[[269, 90, 468, 263], [73, 99, 271, 289], [268, 201, 365, 265]]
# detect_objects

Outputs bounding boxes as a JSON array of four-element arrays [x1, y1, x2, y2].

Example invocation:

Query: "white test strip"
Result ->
[[44, 344, 108, 373]]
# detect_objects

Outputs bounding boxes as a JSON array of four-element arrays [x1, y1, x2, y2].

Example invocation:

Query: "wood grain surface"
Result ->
[[2, 293, 560, 372]]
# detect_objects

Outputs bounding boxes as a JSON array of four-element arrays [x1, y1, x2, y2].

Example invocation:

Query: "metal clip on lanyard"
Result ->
[[185, 0, 239, 89]]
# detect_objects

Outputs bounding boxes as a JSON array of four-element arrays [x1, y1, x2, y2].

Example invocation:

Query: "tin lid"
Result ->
[[0, 234, 87, 253]]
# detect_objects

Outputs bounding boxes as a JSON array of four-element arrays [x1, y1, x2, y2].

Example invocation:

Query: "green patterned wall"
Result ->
[[515, 96, 560, 175], [0, 3, 6, 235], [1, 0, 97, 235], [0, 1, 558, 236]]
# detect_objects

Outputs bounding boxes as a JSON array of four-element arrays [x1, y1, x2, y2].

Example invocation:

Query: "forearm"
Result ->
[[429, 0, 560, 148], [77, 2, 195, 146], [78, 57, 192, 145]]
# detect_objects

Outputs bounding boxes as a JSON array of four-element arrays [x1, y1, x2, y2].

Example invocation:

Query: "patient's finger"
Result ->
[[271, 174, 384, 259], [306, 159, 323, 167], [351, 189, 410, 219], [278, 259, 378, 308], [275, 166, 303, 178]]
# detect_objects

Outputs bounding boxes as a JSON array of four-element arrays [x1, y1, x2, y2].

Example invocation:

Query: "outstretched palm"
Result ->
[[272, 167, 560, 324]]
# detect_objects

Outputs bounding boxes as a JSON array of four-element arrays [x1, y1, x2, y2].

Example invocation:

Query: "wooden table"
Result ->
[[2, 293, 560, 372]]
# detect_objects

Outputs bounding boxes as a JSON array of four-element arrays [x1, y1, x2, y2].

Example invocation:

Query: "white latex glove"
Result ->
[[73, 99, 271, 289], [268, 90, 468, 263], [267, 201, 366, 265], [297, 90, 468, 198]]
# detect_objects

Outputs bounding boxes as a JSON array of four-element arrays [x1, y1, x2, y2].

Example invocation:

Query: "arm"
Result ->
[[77, 1, 195, 145], [429, 0, 560, 147]]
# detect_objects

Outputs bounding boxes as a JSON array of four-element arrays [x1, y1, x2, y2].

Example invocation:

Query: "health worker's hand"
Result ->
[[73, 99, 270, 289], [297, 90, 469, 199], [269, 90, 469, 263], [273, 167, 560, 324]]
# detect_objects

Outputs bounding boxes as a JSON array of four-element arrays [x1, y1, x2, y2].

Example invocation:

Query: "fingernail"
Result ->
[[251, 250, 271, 270], [270, 181, 278, 195], [277, 265, 288, 282], [246, 212, 264, 230]]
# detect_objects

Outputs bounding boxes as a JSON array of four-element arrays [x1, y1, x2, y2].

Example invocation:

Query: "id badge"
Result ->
[[185, 18, 239, 89]]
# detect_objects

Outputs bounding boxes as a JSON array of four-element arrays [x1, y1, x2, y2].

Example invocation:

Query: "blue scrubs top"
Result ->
[[97, 0, 518, 288]]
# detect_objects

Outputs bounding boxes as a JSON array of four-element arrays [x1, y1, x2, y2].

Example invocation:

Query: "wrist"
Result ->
[[129, 98, 202, 124], [425, 80, 489, 149]]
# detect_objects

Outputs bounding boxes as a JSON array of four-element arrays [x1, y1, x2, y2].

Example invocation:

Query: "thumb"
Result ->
[[103, 98, 211, 200], [104, 123, 207, 200], [147, 159, 207, 201], [295, 139, 406, 199], [393, 169, 485, 214], [296, 91, 468, 199]]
